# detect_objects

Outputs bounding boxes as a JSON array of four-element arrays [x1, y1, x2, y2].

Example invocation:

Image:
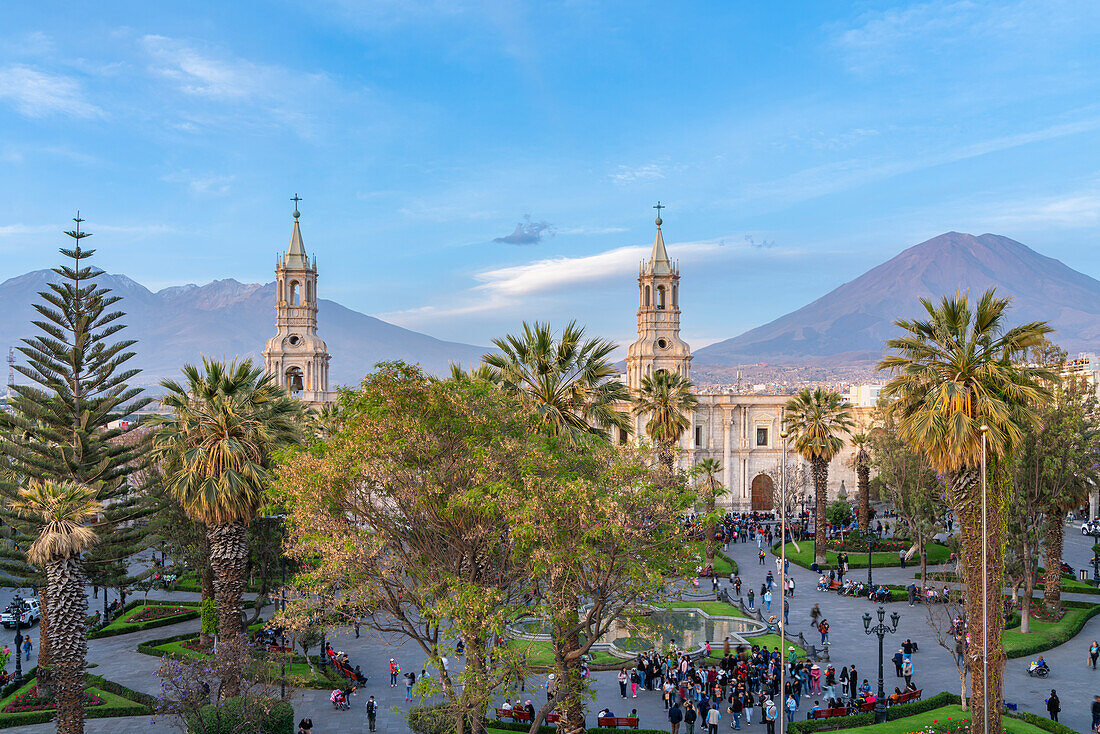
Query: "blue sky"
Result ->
[[2, 1, 1100, 351]]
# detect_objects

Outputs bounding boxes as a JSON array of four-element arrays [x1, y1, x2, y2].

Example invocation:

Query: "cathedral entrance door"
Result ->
[[750, 474, 774, 511]]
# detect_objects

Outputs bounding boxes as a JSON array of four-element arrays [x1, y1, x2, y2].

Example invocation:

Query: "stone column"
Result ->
[[723, 413, 731, 492], [1091, 487, 1098, 521]]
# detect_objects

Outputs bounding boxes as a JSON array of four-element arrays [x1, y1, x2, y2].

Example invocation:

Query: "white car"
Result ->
[[1081, 520, 1100, 536], [0, 597, 39, 628]]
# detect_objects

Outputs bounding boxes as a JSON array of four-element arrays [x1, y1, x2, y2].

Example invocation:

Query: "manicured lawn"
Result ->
[[0, 678, 147, 725], [839, 704, 1047, 734], [663, 601, 749, 618], [687, 542, 737, 576], [148, 637, 335, 687], [505, 639, 622, 667], [1003, 604, 1100, 657], [98, 602, 196, 632], [708, 634, 803, 657], [777, 542, 951, 570]]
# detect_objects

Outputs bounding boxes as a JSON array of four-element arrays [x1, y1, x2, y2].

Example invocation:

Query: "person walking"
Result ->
[[764, 698, 777, 734], [847, 666, 858, 699], [684, 701, 698, 734], [892, 649, 904, 677], [297, 718, 313, 734], [729, 693, 743, 730], [619, 668, 629, 698], [818, 619, 829, 646], [810, 604, 821, 629], [21, 636, 31, 661], [783, 599, 789, 627], [763, 590, 772, 613], [405, 670, 416, 701], [901, 658, 913, 687], [1046, 690, 1061, 722], [1089, 641, 1099, 670], [669, 701, 683, 734], [389, 659, 399, 687], [365, 696, 378, 732], [706, 701, 721, 734], [1091, 695, 1100, 731]]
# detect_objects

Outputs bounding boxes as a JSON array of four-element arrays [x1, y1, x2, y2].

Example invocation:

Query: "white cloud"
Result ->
[[0, 65, 103, 118], [0, 224, 55, 237], [610, 164, 665, 184], [982, 185, 1100, 228], [161, 170, 234, 195], [558, 225, 629, 235]]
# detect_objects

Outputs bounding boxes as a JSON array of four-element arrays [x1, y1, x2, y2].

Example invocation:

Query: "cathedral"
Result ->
[[622, 211, 867, 511], [262, 202, 334, 410]]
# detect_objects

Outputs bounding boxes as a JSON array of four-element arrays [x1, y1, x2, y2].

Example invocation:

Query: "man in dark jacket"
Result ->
[[1046, 690, 1060, 722], [892, 650, 905, 677], [669, 701, 683, 734]]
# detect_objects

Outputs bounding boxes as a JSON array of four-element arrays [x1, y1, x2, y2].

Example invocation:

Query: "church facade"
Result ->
[[622, 213, 867, 511], [262, 204, 334, 411]]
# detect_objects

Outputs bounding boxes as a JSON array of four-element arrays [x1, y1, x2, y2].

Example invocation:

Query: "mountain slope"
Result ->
[[696, 232, 1100, 365], [0, 270, 486, 388]]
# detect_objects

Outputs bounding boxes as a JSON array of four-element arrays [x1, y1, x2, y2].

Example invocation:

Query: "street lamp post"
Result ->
[[980, 423, 989, 734], [280, 555, 287, 700], [780, 429, 789, 734], [12, 592, 24, 686], [862, 606, 900, 724]]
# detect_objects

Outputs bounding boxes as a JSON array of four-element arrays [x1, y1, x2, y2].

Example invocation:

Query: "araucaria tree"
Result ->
[[878, 289, 1052, 734], [483, 321, 630, 439], [13, 480, 101, 734], [851, 433, 872, 531], [274, 363, 535, 734], [151, 359, 302, 696], [783, 388, 854, 565], [633, 370, 698, 471], [0, 215, 152, 698]]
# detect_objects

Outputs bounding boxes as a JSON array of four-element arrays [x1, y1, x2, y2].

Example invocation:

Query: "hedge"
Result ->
[[409, 703, 666, 734], [136, 630, 201, 658], [187, 696, 293, 734], [1006, 710, 1078, 734], [0, 672, 154, 729], [89, 600, 202, 639], [787, 692, 955, 733], [1003, 599, 1100, 659]]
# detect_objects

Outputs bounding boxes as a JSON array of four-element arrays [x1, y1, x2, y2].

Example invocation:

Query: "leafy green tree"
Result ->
[[483, 321, 630, 440], [13, 480, 101, 734], [826, 499, 852, 528], [783, 388, 854, 564], [151, 359, 302, 696], [633, 370, 698, 470], [878, 289, 1052, 733], [273, 363, 535, 734], [0, 215, 153, 697]]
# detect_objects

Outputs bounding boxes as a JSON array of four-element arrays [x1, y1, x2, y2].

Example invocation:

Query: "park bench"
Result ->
[[597, 716, 639, 729], [510, 709, 532, 722], [495, 708, 515, 719], [892, 689, 922, 705], [855, 700, 876, 713], [546, 712, 560, 723], [827, 580, 842, 591], [809, 707, 848, 720]]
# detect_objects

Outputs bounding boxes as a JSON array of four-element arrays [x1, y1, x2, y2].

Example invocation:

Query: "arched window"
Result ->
[[290, 281, 300, 306], [657, 285, 666, 309], [285, 366, 304, 394], [645, 285, 651, 308], [673, 285, 678, 308], [306, 281, 313, 304]]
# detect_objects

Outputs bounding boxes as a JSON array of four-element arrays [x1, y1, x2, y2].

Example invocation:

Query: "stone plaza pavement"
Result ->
[[7, 523, 1100, 733]]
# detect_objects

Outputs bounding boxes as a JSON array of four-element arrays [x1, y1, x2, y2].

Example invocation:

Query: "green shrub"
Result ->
[[1007, 710, 1078, 734], [137, 631, 201, 658], [200, 599, 218, 635], [785, 692, 955, 733], [187, 696, 293, 734], [826, 500, 852, 528]]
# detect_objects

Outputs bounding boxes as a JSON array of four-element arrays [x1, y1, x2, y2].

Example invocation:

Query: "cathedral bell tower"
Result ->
[[625, 203, 692, 392], [262, 197, 333, 410]]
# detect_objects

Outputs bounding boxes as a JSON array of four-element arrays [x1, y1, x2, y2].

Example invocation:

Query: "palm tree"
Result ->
[[151, 359, 302, 696], [696, 458, 725, 569], [633, 370, 698, 471], [851, 433, 872, 532], [13, 480, 100, 734], [483, 321, 630, 439], [783, 388, 854, 565], [878, 289, 1051, 733]]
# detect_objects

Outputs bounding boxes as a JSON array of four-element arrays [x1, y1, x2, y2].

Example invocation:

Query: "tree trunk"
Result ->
[[1021, 539, 1035, 634], [950, 467, 1004, 734], [208, 521, 249, 697], [919, 539, 928, 598], [1042, 519, 1065, 614], [857, 452, 870, 532], [812, 456, 828, 565], [551, 599, 586, 734], [48, 556, 89, 734], [460, 633, 490, 734]]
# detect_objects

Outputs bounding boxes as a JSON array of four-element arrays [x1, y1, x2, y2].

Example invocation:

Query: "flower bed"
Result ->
[[823, 537, 912, 554], [126, 605, 191, 624], [3, 686, 104, 713]]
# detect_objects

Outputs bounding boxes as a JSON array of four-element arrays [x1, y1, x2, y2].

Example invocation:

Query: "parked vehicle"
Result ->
[[1081, 520, 1100, 536], [1, 597, 40, 628]]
